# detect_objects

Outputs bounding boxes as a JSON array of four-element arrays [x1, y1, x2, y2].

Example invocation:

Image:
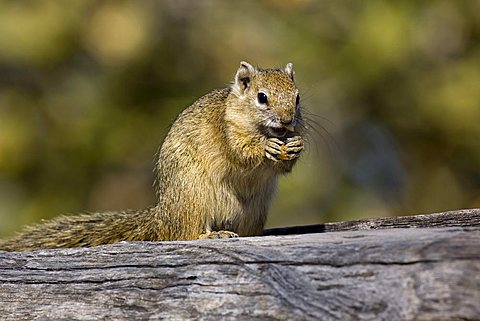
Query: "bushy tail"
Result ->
[[0, 208, 159, 252]]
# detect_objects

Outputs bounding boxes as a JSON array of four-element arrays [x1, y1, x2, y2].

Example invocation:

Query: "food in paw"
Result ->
[[277, 144, 290, 160]]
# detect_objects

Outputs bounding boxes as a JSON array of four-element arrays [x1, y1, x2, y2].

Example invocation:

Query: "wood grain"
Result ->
[[1, 209, 479, 320], [263, 208, 480, 235]]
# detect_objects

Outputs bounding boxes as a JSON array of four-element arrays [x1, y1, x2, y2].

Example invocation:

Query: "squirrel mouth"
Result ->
[[264, 120, 295, 138], [267, 126, 288, 138]]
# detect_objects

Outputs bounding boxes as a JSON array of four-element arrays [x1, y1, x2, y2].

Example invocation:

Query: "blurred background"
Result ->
[[0, 0, 479, 237]]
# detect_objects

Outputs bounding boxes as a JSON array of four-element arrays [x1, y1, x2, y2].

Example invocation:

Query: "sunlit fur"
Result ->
[[0, 62, 304, 251]]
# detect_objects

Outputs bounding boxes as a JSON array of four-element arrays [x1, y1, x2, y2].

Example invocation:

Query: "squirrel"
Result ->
[[0, 61, 304, 251]]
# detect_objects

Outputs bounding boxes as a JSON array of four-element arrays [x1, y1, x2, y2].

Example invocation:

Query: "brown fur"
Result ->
[[0, 62, 304, 251]]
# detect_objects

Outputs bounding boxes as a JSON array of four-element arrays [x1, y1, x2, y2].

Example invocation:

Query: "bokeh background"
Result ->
[[1, 1, 479, 237]]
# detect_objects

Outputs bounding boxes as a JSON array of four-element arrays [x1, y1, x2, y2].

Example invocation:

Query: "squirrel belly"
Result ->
[[0, 61, 304, 251]]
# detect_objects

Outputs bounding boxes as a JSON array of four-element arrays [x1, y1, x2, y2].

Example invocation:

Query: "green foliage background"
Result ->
[[1, 1, 479, 237]]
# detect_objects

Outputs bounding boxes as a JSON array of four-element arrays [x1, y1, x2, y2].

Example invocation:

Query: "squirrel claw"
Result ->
[[265, 138, 283, 162], [265, 136, 304, 162], [286, 136, 304, 147], [265, 152, 279, 162], [198, 230, 239, 239]]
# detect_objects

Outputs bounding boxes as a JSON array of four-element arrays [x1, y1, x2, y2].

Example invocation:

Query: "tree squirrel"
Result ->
[[0, 61, 304, 251]]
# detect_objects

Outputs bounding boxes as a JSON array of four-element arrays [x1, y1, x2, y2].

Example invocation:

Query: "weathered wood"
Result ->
[[0, 209, 479, 321], [264, 208, 480, 235]]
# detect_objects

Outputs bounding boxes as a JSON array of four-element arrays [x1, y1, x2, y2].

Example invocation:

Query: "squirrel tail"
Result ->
[[0, 208, 159, 252]]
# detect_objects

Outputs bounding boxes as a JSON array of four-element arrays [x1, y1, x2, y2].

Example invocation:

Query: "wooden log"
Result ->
[[0, 208, 479, 320], [263, 208, 480, 235]]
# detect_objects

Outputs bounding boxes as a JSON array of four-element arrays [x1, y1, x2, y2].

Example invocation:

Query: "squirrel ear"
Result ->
[[233, 61, 256, 95], [284, 63, 295, 81]]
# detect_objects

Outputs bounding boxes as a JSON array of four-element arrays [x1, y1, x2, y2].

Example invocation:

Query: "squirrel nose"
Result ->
[[281, 119, 296, 132]]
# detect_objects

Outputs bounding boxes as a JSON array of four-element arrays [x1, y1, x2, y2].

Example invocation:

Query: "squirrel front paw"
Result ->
[[265, 136, 304, 162], [198, 230, 239, 239]]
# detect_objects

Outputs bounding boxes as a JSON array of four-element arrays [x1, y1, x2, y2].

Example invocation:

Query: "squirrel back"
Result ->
[[0, 61, 304, 251]]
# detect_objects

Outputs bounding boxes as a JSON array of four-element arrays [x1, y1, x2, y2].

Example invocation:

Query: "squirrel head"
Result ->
[[230, 61, 301, 138]]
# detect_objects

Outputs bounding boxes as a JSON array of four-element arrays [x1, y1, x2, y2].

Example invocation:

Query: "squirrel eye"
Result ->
[[257, 92, 268, 105], [296, 94, 300, 106]]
